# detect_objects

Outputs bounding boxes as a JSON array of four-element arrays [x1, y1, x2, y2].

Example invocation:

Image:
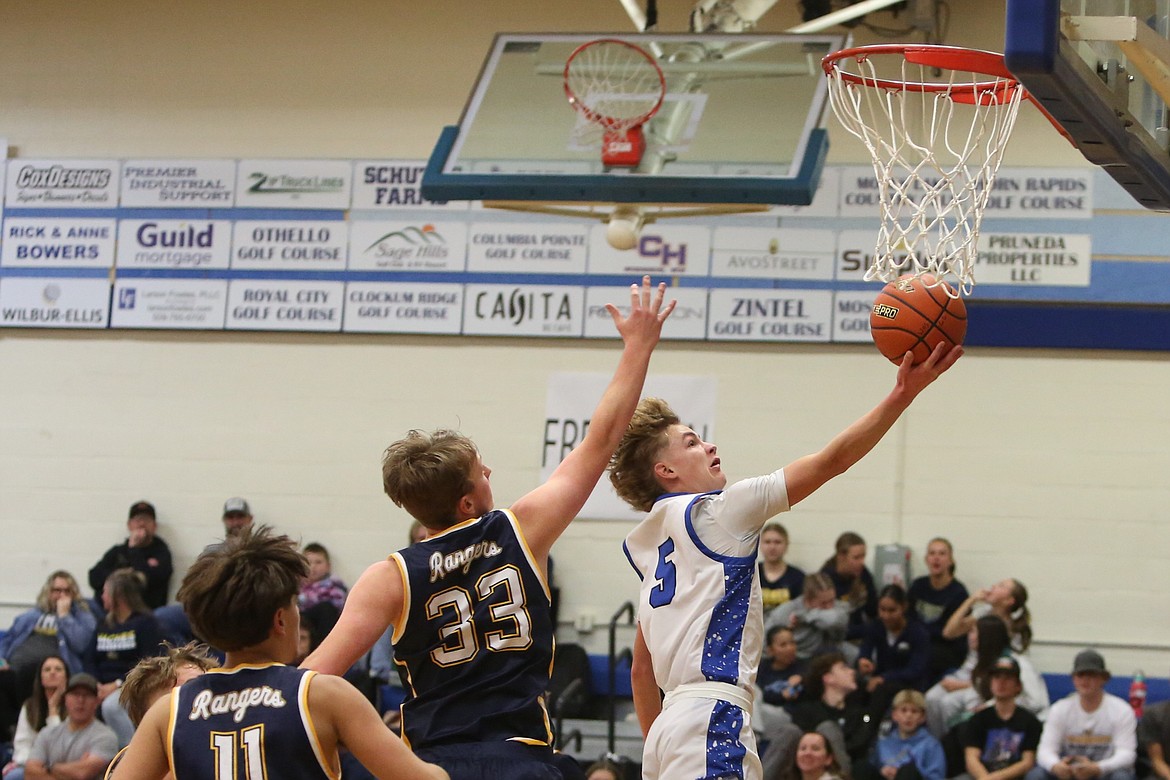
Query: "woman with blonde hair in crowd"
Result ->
[[0, 571, 95, 739], [941, 577, 1032, 653]]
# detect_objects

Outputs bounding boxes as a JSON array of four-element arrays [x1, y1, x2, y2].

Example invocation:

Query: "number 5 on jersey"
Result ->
[[650, 538, 676, 607]]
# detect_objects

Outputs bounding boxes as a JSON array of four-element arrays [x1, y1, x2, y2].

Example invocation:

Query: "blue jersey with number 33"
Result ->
[[391, 509, 555, 750]]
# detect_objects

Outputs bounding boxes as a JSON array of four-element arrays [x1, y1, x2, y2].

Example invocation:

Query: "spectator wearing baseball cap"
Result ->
[[961, 655, 1043, 780], [23, 672, 117, 780], [87, 501, 173, 610], [1026, 650, 1136, 780], [222, 497, 253, 537]]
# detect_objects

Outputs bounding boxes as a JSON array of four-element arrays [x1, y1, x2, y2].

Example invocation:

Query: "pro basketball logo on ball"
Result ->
[[869, 274, 967, 364]]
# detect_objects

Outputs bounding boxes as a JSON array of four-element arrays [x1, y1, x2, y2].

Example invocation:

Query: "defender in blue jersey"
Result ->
[[304, 277, 674, 780], [109, 526, 447, 780], [608, 342, 962, 780]]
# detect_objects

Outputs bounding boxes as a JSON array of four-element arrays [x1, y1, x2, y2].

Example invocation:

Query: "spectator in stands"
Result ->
[[871, 689, 946, 780], [960, 655, 1042, 780], [762, 652, 878, 780], [408, 520, 427, 544], [299, 542, 348, 612], [926, 616, 1048, 739], [765, 573, 852, 663], [907, 538, 969, 686], [1138, 675, 1170, 780], [87, 501, 173, 611], [821, 532, 878, 640], [857, 584, 931, 720], [1026, 650, 1136, 780], [221, 497, 253, 537], [759, 625, 808, 707], [22, 673, 117, 780], [755, 626, 807, 748], [584, 758, 625, 780], [90, 569, 164, 749], [759, 522, 805, 617], [781, 731, 849, 780], [2, 655, 69, 780], [0, 572, 95, 739], [943, 578, 1033, 654]]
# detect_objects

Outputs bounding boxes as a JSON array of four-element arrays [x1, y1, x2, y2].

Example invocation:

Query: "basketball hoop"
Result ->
[[823, 44, 1030, 297], [564, 38, 666, 169]]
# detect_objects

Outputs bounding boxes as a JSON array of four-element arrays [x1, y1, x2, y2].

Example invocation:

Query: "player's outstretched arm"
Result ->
[[310, 673, 450, 780], [784, 343, 962, 506], [303, 559, 402, 676], [107, 694, 173, 780], [630, 623, 661, 739], [512, 276, 674, 558]]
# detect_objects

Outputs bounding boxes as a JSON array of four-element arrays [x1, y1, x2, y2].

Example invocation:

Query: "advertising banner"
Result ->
[[225, 280, 344, 331], [111, 278, 228, 329], [234, 159, 352, 210], [347, 220, 467, 272], [462, 283, 584, 337], [707, 288, 834, 342], [120, 160, 237, 207], [116, 219, 232, 269], [4, 159, 119, 208], [0, 277, 110, 328], [2, 218, 117, 268], [343, 282, 463, 334]]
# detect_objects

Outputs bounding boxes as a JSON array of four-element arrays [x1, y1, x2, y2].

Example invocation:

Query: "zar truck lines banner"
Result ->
[[235, 159, 352, 210]]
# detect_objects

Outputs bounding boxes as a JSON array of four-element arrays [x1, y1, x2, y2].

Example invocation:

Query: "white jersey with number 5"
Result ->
[[623, 468, 790, 697]]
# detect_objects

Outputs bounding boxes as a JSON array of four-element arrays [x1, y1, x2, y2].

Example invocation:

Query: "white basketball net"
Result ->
[[565, 40, 664, 148], [825, 50, 1025, 297]]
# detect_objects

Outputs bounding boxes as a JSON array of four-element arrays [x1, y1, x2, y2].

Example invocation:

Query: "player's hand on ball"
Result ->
[[896, 342, 963, 395]]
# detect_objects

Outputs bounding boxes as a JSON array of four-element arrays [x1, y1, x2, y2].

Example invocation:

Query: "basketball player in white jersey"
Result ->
[[609, 342, 962, 780]]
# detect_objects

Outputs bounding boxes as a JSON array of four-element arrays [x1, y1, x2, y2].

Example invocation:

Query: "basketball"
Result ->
[[870, 274, 967, 364]]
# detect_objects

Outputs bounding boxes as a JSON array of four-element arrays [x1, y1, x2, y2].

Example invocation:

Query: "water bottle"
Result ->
[[1129, 670, 1147, 718]]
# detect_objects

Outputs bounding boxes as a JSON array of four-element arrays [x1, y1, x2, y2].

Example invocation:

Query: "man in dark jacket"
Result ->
[[88, 501, 173, 609]]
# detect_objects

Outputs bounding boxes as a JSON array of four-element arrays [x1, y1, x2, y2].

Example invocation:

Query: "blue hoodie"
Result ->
[[873, 726, 946, 780]]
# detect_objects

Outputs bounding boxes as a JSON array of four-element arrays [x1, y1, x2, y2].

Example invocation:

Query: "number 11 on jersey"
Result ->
[[211, 725, 265, 779]]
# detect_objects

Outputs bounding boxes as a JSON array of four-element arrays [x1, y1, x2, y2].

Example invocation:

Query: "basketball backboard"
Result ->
[[1005, 0, 1170, 210], [421, 33, 847, 208]]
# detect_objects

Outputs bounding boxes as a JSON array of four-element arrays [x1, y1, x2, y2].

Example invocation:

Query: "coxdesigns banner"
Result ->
[[541, 373, 717, 521]]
